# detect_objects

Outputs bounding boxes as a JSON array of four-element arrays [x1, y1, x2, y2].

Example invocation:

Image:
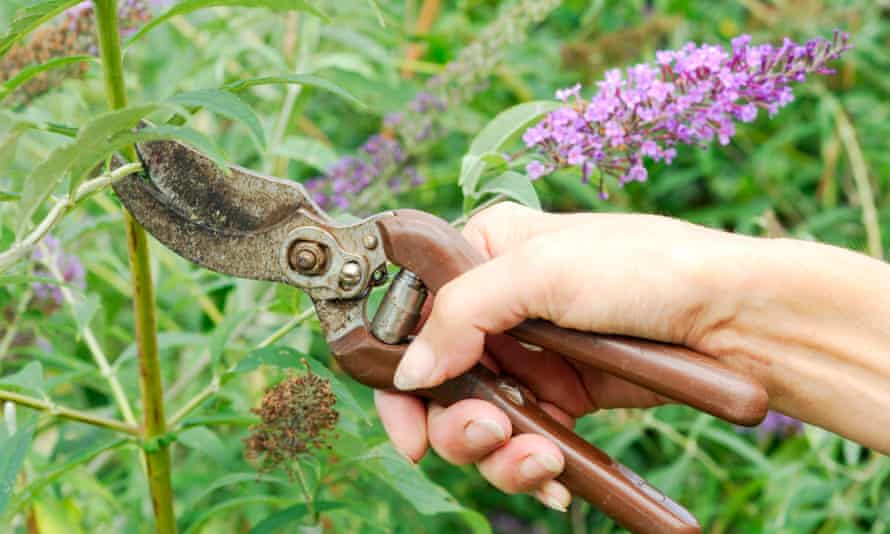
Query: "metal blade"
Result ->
[[113, 139, 329, 283]]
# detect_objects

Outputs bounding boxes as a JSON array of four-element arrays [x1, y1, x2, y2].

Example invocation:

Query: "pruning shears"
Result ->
[[113, 139, 769, 534]]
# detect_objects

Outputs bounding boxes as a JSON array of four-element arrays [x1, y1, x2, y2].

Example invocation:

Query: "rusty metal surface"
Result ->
[[112, 139, 387, 303]]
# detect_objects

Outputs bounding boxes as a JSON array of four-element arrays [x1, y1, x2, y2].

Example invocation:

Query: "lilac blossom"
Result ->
[[523, 31, 851, 199], [31, 236, 85, 307], [305, 134, 422, 210]]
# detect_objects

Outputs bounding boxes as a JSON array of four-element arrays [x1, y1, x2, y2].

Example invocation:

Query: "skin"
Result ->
[[375, 202, 890, 511]]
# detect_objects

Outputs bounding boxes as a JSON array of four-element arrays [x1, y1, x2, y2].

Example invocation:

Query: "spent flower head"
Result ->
[[523, 31, 851, 199], [0, 0, 153, 106], [244, 361, 339, 476]]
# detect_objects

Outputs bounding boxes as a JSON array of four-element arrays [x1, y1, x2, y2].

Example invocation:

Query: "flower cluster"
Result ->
[[523, 31, 851, 198], [31, 235, 85, 308], [0, 0, 155, 107], [305, 0, 562, 212], [305, 134, 422, 210], [244, 363, 339, 476]]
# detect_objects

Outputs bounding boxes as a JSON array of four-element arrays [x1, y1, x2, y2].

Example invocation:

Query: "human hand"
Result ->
[[375, 202, 890, 510]]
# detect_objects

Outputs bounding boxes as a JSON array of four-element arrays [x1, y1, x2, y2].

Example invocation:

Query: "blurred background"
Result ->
[[1, 1, 888, 532]]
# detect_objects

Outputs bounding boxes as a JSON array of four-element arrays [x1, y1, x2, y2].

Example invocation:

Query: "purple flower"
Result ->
[[523, 31, 851, 196], [306, 135, 424, 211], [31, 235, 85, 307], [737, 410, 804, 439]]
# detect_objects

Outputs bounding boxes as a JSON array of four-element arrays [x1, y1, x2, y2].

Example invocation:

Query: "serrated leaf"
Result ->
[[459, 101, 560, 197], [16, 104, 159, 237], [127, 0, 328, 46], [0, 55, 95, 102], [177, 426, 226, 463], [0, 0, 82, 59], [168, 89, 266, 148], [226, 74, 365, 109], [478, 171, 541, 210], [0, 410, 35, 515], [0, 362, 45, 397], [272, 136, 338, 172], [225, 346, 368, 423]]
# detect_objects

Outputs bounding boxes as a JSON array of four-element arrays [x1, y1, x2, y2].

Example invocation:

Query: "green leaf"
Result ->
[[356, 443, 492, 532], [249, 503, 343, 534], [181, 495, 288, 534], [189, 472, 290, 506], [0, 190, 20, 202], [127, 0, 328, 46], [477, 171, 541, 210], [71, 293, 99, 339], [271, 136, 339, 172], [208, 309, 253, 370], [226, 74, 366, 109], [0, 362, 45, 397], [16, 104, 159, 237], [225, 346, 368, 423], [0, 55, 95, 102], [459, 100, 560, 197], [0, 0, 82, 59], [177, 426, 226, 463], [168, 89, 266, 148], [104, 124, 228, 177], [8, 438, 129, 515], [0, 410, 35, 515], [366, 0, 385, 27]]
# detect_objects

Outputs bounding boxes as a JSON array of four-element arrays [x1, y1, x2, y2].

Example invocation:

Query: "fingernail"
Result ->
[[519, 453, 562, 482], [393, 338, 436, 390], [534, 480, 571, 512], [464, 419, 507, 450], [396, 449, 417, 465]]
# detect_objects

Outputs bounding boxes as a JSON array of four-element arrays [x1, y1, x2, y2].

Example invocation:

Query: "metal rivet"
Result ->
[[288, 241, 327, 275], [339, 261, 362, 288], [363, 234, 379, 250]]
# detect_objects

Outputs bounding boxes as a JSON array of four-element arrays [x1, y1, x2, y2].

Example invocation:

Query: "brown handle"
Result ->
[[509, 320, 768, 426], [425, 366, 701, 534]]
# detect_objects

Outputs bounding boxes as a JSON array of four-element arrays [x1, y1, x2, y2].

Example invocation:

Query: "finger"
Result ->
[[461, 201, 590, 260], [476, 433, 564, 494], [533, 480, 572, 512], [426, 400, 511, 465], [392, 242, 550, 390], [374, 390, 428, 462]]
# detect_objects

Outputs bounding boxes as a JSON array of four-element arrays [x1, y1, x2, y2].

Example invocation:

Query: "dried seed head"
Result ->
[[244, 360, 339, 476]]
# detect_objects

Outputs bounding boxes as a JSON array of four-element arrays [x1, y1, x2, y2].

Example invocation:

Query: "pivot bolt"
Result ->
[[288, 241, 327, 275], [363, 234, 379, 250], [339, 261, 363, 288]]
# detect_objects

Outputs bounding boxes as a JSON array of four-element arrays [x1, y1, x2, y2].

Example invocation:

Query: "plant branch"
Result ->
[[0, 388, 139, 435], [0, 162, 141, 273], [93, 1, 176, 532], [39, 243, 137, 426]]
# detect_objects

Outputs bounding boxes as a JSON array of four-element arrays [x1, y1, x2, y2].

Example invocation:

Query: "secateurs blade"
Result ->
[[113, 139, 770, 534]]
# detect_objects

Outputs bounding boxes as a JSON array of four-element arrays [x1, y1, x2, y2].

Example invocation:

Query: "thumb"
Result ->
[[393, 243, 550, 390]]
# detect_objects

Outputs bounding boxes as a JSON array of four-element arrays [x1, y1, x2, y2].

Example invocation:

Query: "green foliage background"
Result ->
[[1, 0, 888, 532]]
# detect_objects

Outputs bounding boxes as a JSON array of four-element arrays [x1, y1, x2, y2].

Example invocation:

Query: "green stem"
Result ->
[[0, 389, 139, 435], [93, 2, 177, 533]]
